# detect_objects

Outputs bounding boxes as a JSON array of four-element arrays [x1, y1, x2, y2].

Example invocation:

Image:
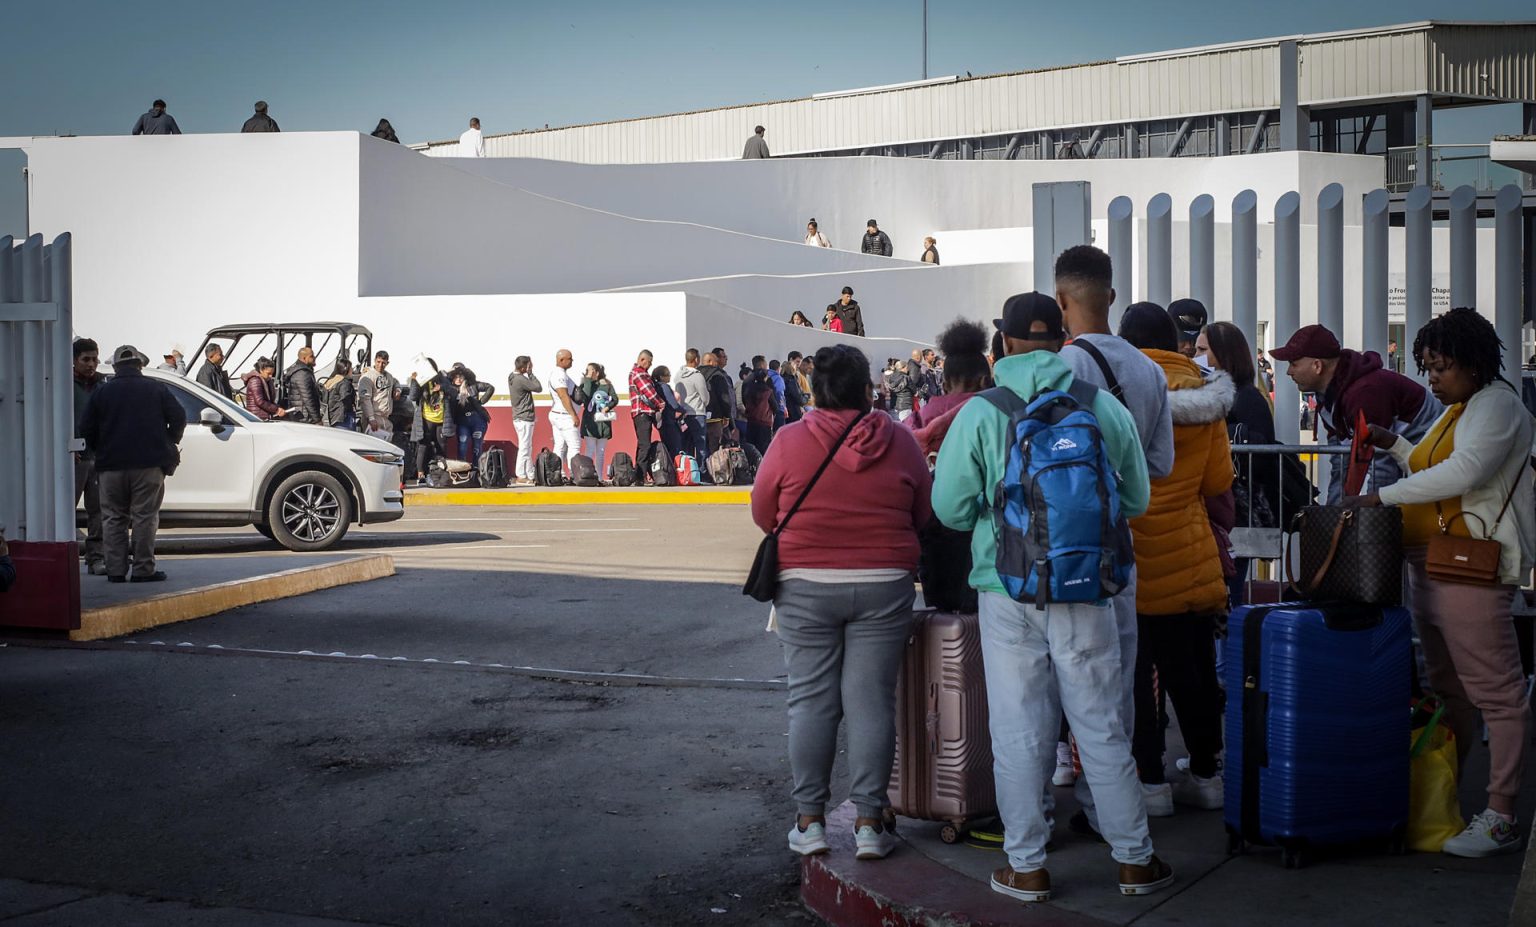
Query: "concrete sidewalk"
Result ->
[[804, 729, 1534, 927], [70, 553, 394, 640], [406, 485, 749, 505]]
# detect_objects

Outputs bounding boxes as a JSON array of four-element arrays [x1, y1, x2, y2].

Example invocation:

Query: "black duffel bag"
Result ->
[[1287, 505, 1403, 606]]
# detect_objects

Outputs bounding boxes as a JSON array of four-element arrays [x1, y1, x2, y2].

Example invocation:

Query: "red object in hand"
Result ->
[[1345, 409, 1375, 497]]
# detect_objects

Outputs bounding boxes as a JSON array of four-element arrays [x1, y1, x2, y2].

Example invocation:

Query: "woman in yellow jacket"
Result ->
[[1118, 303, 1235, 816]]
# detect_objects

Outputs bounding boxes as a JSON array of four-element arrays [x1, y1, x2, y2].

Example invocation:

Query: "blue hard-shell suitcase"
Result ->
[[1223, 602, 1412, 868]]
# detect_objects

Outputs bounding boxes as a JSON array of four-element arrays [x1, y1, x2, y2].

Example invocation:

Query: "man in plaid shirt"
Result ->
[[629, 350, 664, 482]]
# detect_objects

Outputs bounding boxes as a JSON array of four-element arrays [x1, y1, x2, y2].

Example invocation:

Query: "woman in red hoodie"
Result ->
[[753, 344, 932, 863]]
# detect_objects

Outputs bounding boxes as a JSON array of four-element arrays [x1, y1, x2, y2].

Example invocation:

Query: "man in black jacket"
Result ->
[[828, 286, 866, 337], [783, 351, 808, 423], [242, 101, 280, 133], [860, 219, 893, 257], [699, 351, 736, 454], [81, 346, 186, 583], [283, 347, 322, 423], [195, 343, 232, 400]]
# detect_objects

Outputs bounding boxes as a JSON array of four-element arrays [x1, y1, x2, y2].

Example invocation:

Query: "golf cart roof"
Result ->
[[203, 322, 373, 338]]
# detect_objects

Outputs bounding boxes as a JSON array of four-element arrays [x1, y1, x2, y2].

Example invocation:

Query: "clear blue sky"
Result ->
[[2, 0, 1531, 235]]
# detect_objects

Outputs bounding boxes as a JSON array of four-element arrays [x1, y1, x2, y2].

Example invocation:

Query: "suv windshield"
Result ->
[[152, 370, 260, 423]]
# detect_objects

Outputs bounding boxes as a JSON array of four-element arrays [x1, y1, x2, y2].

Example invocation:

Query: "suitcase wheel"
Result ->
[[1387, 830, 1407, 856], [1226, 832, 1245, 856], [940, 823, 962, 844], [1280, 847, 1305, 870]]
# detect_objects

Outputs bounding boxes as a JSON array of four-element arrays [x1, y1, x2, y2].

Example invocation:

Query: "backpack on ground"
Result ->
[[979, 381, 1133, 609], [706, 447, 740, 485], [534, 448, 566, 487], [740, 442, 762, 482], [649, 442, 677, 486], [674, 454, 702, 486], [477, 447, 509, 488], [609, 451, 638, 487], [426, 456, 475, 489], [570, 453, 600, 487]]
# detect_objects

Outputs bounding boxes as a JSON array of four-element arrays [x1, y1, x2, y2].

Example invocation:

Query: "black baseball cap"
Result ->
[[1168, 298, 1208, 340], [995, 292, 1065, 341]]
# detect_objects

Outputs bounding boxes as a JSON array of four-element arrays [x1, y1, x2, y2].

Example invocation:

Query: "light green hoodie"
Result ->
[[931, 350, 1151, 596]]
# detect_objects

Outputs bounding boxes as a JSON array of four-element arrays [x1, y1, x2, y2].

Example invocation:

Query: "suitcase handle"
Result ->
[[925, 682, 940, 754]]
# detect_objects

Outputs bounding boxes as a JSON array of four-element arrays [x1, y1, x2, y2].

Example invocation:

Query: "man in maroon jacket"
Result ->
[[1272, 324, 1442, 503]]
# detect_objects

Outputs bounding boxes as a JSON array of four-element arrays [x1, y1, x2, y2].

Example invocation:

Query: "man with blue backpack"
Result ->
[[933, 293, 1171, 904]]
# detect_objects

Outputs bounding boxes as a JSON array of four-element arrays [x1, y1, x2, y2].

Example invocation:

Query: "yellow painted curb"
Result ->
[[406, 488, 751, 506], [72, 554, 396, 642]]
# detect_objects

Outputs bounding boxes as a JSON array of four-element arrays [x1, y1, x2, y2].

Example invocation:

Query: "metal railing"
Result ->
[[1228, 444, 1346, 581], [1385, 144, 1536, 194]]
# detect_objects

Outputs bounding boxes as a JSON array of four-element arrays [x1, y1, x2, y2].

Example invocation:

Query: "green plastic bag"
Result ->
[[1408, 698, 1463, 853]]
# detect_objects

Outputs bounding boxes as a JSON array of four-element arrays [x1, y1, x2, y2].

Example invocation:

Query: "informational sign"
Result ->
[[1387, 274, 1451, 316]]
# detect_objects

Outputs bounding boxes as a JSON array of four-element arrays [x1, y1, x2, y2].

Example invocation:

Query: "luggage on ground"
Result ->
[[888, 610, 996, 844], [649, 442, 678, 486], [534, 448, 566, 487], [739, 442, 762, 483], [425, 457, 475, 489], [477, 447, 509, 488], [1224, 602, 1411, 867], [979, 381, 1133, 608], [707, 447, 746, 486], [675, 453, 702, 486], [570, 453, 600, 487], [609, 451, 638, 487]]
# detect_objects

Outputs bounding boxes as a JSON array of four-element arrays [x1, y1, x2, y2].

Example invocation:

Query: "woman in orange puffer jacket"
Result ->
[[1118, 303, 1234, 817]]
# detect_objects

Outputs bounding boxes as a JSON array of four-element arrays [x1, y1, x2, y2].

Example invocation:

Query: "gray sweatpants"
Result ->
[[774, 577, 915, 819], [99, 467, 165, 579]]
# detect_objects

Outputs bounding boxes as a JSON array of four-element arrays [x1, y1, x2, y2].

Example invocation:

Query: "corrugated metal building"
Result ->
[[416, 21, 1536, 169]]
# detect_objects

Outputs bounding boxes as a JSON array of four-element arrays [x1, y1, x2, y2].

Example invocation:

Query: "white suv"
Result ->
[[145, 369, 405, 550]]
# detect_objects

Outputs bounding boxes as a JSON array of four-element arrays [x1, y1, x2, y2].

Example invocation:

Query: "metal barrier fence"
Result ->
[[1056, 181, 1531, 445], [1229, 444, 1348, 578], [0, 233, 75, 544]]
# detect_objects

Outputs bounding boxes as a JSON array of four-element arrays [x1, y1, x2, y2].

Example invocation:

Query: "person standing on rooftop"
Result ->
[[372, 119, 400, 143], [460, 117, 485, 157], [861, 220, 893, 257], [743, 125, 770, 159], [131, 99, 180, 135], [241, 101, 280, 133]]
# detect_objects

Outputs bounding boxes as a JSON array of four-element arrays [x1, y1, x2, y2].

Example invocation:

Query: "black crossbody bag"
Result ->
[[743, 411, 866, 602]]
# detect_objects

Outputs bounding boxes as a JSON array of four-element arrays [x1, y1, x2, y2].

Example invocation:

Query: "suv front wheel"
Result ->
[[267, 470, 353, 551]]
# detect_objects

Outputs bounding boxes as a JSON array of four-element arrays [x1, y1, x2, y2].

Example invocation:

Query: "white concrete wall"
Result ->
[[23, 133, 362, 355], [613, 261, 1036, 346], [447, 151, 1389, 247], [356, 138, 903, 297]]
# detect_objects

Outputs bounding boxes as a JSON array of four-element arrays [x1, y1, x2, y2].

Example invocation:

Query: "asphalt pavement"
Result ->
[[0, 506, 818, 926]]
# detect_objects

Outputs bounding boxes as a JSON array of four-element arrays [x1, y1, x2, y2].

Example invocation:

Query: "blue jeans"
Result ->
[[979, 590, 1154, 871], [457, 413, 487, 463]]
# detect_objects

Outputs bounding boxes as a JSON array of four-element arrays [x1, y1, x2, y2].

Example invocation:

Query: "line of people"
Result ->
[[752, 242, 1535, 906]]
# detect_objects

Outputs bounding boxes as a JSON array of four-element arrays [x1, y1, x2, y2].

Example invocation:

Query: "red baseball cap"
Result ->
[[1269, 324, 1341, 362]]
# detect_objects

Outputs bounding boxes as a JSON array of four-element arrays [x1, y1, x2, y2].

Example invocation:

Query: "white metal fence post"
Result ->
[[1361, 188, 1390, 361], [1274, 192, 1302, 444]]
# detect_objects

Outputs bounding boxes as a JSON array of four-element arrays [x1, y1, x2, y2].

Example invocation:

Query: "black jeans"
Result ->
[[745, 422, 773, 458], [634, 415, 657, 480], [1132, 612, 1225, 782], [414, 433, 441, 481]]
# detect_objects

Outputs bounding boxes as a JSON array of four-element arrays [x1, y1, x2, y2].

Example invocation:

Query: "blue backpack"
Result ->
[[979, 380, 1134, 609]]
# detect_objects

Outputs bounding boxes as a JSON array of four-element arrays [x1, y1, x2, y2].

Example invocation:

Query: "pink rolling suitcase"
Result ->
[[887, 610, 996, 843]]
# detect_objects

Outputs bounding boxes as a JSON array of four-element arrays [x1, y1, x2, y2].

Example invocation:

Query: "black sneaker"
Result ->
[[129, 572, 167, 583], [1070, 810, 1106, 844], [107, 575, 127, 584]]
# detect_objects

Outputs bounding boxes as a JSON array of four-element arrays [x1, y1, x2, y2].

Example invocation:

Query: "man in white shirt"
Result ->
[[546, 349, 582, 475], [459, 117, 485, 157]]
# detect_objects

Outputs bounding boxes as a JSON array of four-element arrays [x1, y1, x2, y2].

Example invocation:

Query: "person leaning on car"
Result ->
[[80, 345, 186, 583]]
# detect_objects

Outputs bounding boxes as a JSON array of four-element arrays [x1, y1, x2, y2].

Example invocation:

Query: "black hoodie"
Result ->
[[283, 360, 321, 423]]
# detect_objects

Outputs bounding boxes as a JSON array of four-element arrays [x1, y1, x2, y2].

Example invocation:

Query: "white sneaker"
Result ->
[[854, 824, 900, 860], [1141, 782, 1175, 817], [1442, 809, 1522, 858], [1172, 772, 1224, 810], [1052, 741, 1077, 787], [787, 821, 830, 856], [1176, 755, 1224, 775]]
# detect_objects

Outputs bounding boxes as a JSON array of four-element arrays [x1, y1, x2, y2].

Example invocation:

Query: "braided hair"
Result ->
[[1411, 307, 1503, 387]]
